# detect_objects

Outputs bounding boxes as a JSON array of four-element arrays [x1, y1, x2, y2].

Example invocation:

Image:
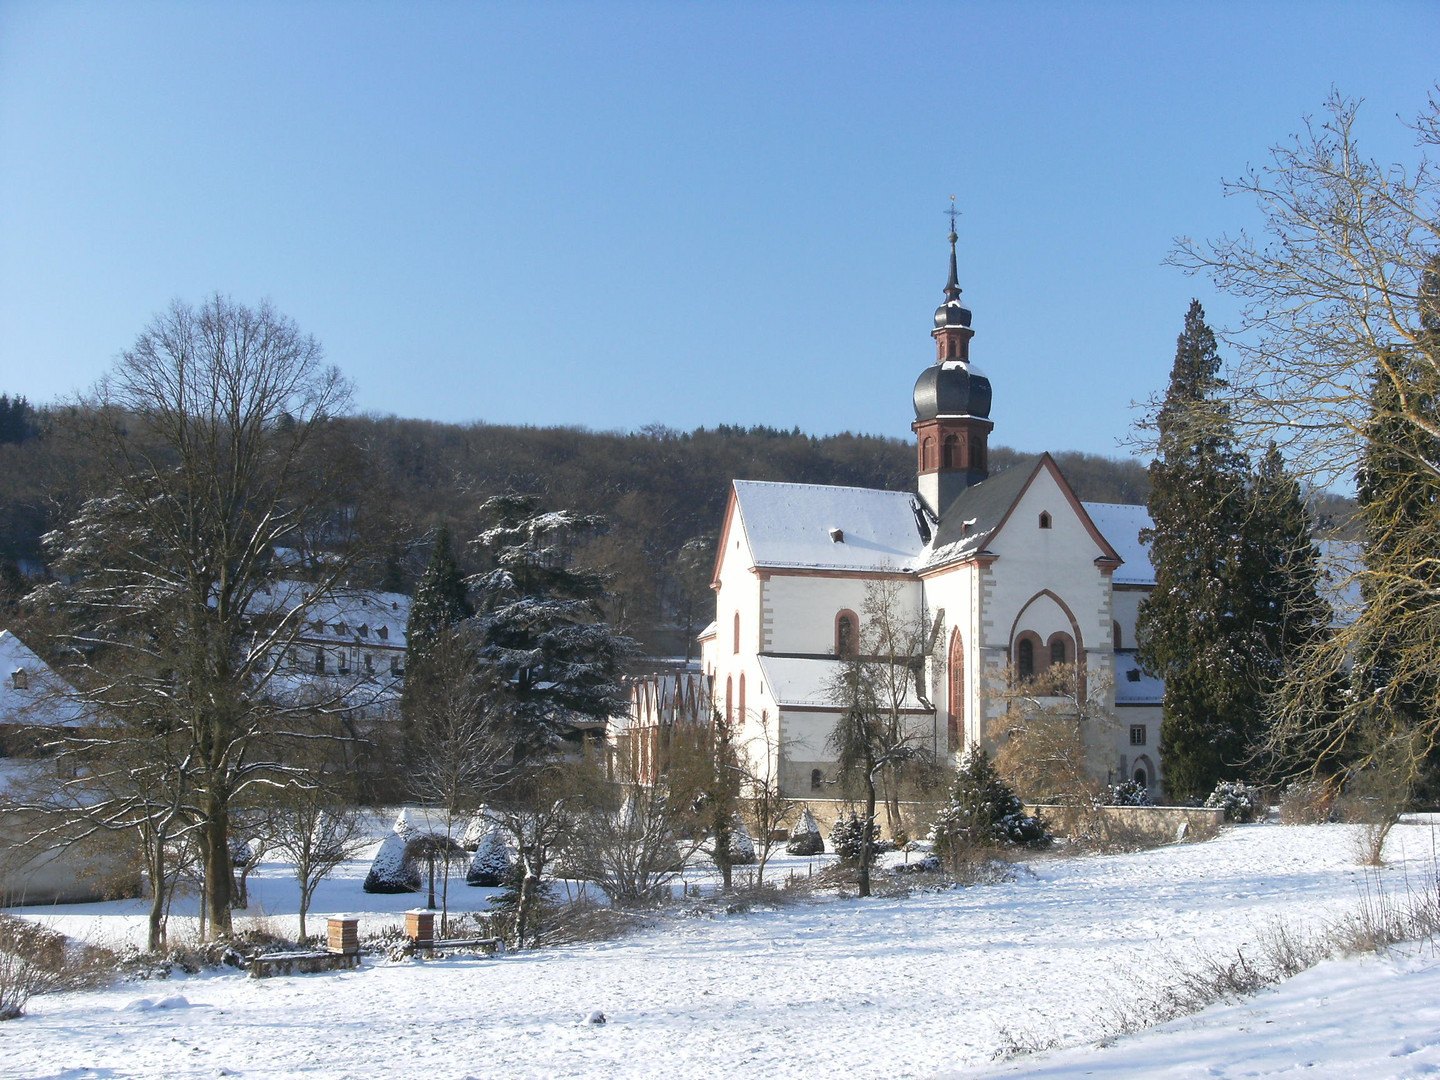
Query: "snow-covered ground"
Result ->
[[4, 819, 1439, 1080]]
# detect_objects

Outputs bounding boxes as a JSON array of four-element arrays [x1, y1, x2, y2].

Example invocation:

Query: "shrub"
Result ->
[[785, 808, 825, 856], [829, 812, 880, 864], [1279, 778, 1338, 824], [466, 825, 512, 887], [931, 747, 1049, 867], [1204, 781, 1264, 823], [727, 813, 757, 866], [1105, 779, 1154, 807]]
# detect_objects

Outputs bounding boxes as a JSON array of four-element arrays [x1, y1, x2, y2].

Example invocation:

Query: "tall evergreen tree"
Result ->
[[1343, 256, 1440, 785], [468, 494, 635, 762], [404, 525, 473, 672], [1138, 301, 1266, 802]]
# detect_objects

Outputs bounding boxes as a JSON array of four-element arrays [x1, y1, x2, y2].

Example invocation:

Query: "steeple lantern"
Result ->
[[912, 215, 994, 517]]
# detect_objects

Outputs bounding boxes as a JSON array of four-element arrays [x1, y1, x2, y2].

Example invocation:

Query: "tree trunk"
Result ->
[[202, 802, 234, 937], [858, 776, 877, 898], [146, 841, 167, 954], [516, 867, 538, 948]]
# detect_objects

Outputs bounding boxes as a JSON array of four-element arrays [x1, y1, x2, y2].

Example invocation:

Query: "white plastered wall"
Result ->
[[972, 465, 1119, 771]]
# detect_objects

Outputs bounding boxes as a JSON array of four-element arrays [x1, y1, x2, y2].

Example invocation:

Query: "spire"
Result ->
[[944, 196, 962, 302]]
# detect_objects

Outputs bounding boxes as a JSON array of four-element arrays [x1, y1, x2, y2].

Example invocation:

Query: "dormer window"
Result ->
[[1039, 512, 1052, 529], [378, 626, 389, 640], [11, 669, 27, 691], [358, 624, 369, 638]]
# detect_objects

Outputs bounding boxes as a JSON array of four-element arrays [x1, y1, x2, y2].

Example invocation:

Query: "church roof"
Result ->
[[922, 455, 1046, 568], [1081, 502, 1155, 586], [732, 480, 925, 573], [757, 655, 928, 710]]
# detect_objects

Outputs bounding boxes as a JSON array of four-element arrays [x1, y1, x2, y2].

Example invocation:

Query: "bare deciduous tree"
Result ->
[[29, 295, 364, 937], [827, 581, 938, 897]]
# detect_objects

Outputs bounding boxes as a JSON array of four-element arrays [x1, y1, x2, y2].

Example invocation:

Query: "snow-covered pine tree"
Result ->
[[467, 495, 635, 762], [930, 747, 1046, 862], [1138, 301, 1269, 802]]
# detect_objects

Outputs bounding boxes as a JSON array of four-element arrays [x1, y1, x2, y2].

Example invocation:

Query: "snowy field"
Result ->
[[4, 819, 1440, 1080]]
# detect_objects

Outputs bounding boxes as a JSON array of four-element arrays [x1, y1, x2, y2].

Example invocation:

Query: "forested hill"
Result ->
[[0, 409, 1150, 654]]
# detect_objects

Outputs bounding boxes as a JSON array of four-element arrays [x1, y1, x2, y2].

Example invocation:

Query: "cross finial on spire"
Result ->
[[944, 196, 962, 301]]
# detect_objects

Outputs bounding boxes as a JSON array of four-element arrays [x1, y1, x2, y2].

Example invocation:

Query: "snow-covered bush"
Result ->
[[829, 812, 880, 864], [1105, 779, 1155, 807], [467, 826, 513, 887], [363, 809, 424, 894], [930, 748, 1049, 863], [727, 813, 757, 866], [785, 808, 825, 856], [363, 831, 422, 893], [1204, 781, 1264, 823]]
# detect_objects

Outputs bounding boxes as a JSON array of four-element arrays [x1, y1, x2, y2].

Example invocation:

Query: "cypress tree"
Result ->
[[1344, 256, 1440, 789], [1138, 301, 1264, 802]]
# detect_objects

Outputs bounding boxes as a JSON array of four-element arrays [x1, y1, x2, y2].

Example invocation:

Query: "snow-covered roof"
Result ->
[[1083, 502, 1155, 586], [923, 458, 1042, 568], [696, 620, 717, 641], [756, 655, 927, 710], [0, 631, 86, 728], [733, 480, 925, 573], [250, 582, 411, 649], [1114, 651, 1164, 705]]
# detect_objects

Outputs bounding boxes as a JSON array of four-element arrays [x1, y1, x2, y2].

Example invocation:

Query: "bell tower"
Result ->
[[912, 208, 994, 517]]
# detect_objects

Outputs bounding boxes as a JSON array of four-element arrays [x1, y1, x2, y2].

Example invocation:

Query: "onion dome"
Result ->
[[913, 362, 992, 422]]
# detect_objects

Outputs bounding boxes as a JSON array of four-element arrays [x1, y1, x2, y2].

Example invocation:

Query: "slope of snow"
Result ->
[[3, 821, 1438, 1079]]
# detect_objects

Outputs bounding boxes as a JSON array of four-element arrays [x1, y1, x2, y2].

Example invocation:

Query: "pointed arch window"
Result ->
[[725, 676, 734, 725], [738, 672, 746, 723], [1038, 511, 1052, 529], [733, 612, 740, 655], [947, 628, 965, 753]]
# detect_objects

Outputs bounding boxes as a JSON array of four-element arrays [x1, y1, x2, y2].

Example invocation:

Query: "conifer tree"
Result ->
[[1246, 444, 1327, 688], [404, 525, 473, 674], [1138, 301, 1265, 802], [468, 494, 635, 762]]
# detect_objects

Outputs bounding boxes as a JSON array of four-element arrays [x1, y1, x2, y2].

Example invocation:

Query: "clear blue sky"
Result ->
[[1, 2, 1435, 461]]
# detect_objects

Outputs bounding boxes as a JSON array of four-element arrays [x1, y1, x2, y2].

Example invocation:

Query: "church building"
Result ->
[[700, 229, 1163, 805]]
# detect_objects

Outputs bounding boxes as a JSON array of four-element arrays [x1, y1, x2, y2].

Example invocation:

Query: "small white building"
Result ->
[[701, 233, 1163, 802]]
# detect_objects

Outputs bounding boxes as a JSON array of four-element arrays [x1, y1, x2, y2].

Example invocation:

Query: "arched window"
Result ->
[[836, 610, 858, 657], [942, 434, 959, 469], [733, 612, 740, 655], [725, 676, 733, 725], [921, 436, 935, 470], [970, 436, 984, 471], [1134, 766, 1148, 789], [738, 673, 746, 722], [1017, 637, 1035, 678], [1050, 637, 1067, 666], [947, 628, 965, 753], [1038, 511, 1052, 529], [811, 768, 824, 791], [1112, 620, 1122, 649]]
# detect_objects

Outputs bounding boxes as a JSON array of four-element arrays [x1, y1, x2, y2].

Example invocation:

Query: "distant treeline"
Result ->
[[0, 406, 1152, 653]]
